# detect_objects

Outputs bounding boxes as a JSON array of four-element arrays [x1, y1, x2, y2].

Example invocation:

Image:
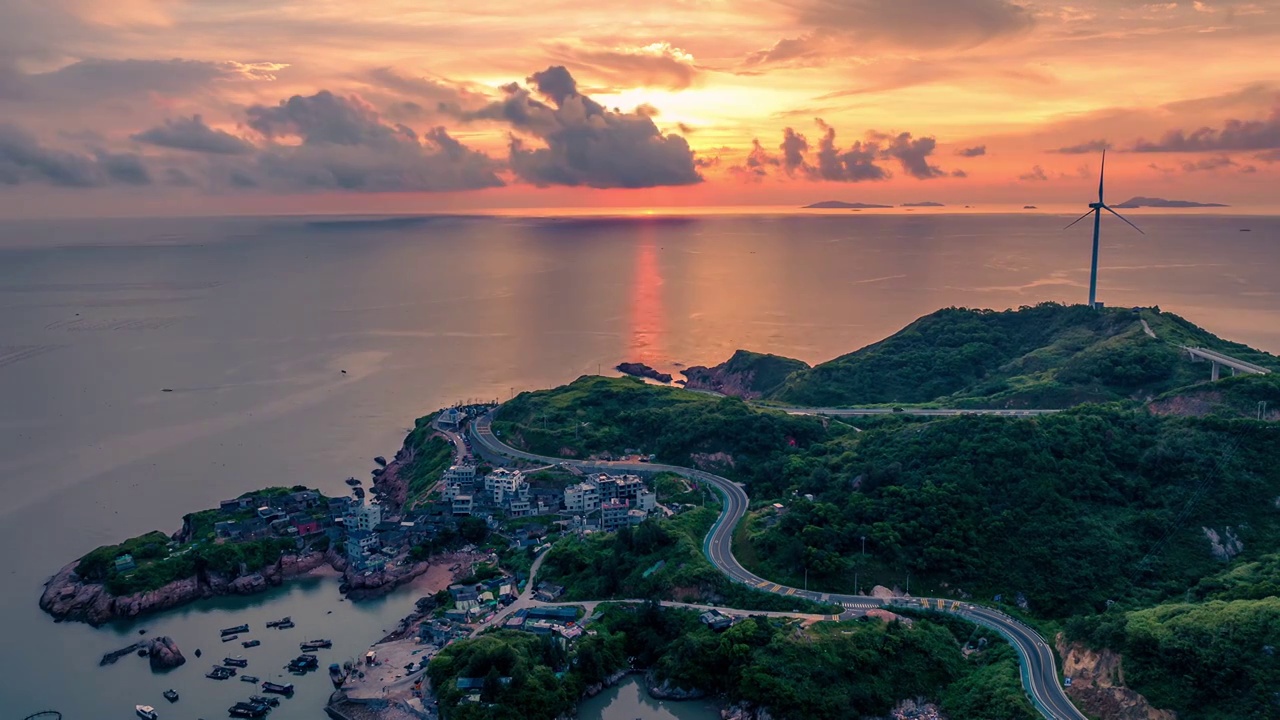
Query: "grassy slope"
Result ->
[[681, 349, 810, 397], [764, 303, 1279, 408]]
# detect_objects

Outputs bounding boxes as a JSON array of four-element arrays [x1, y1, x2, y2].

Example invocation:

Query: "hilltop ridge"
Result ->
[[683, 303, 1278, 409]]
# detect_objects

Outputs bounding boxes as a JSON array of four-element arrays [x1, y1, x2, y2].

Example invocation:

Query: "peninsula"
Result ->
[[803, 200, 893, 209], [1113, 196, 1228, 208]]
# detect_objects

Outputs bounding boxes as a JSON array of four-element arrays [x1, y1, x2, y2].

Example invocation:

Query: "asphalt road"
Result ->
[[469, 411, 1087, 720], [768, 406, 1060, 417]]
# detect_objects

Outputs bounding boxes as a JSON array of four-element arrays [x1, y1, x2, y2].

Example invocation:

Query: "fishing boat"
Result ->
[[221, 634, 240, 643], [220, 624, 250, 636], [287, 653, 319, 673], [261, 681, 295, 695], [240, 675, 260, 684], [206, 665, 236, 680], [329, 662, 346, 687], [242, 639, 260, 648], [135, 704, 158, 720], [300, 639, 332, 650], [264, 617, 291, 628], [223, 656, 248, 668], [228, 701, 269, 718], [249, 695, 280, 708], [162, 689, 179, 702]]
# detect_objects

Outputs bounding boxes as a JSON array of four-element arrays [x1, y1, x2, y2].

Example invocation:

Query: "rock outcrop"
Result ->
[[40, 549, 337, 625], [1056, 634, 1177, 720], [646, 671, 706, 700], [148, 636, 185, 671], [616, 362, 673, 383], [343, 558, 432, 601], [722, 703, 773, 720]]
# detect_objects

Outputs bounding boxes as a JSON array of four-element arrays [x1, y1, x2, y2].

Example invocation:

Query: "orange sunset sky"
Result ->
[[1, 0, 1278, 216]]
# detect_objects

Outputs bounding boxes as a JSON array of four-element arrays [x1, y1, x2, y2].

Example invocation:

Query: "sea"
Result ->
[[1, 211, 1278, 719]]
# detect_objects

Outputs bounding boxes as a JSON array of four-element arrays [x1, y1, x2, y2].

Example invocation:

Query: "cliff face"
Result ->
[[1056, 634, 1177, 720], [681, 350, 808, 400], [40, 549, 336, 625]]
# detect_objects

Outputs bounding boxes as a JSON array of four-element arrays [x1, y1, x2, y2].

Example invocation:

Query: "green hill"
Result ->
[[680, 349, 809, 398], [751, 303, 1279, 408]]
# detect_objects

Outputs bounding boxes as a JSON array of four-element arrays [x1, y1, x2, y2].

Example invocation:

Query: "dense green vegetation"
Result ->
[[427, 630, 579, 720], [760, 304, 1278, 408], [681, 349, 810, 398], [1149, 373, 1280, 420], [541, 504, 836, 613], [1066, 555, 1280, 718], [78, 534, 299, 595], [399, 415, 457, 506], [741, 408, 1280, 617], [75, 485, 327, 595], [494, 375, 837, 483], [491, 307, 1280, 715], [429, 604, 1034, 720]]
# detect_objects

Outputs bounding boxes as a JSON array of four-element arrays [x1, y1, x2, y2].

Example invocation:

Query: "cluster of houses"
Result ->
[[438, 466, 659, 532]]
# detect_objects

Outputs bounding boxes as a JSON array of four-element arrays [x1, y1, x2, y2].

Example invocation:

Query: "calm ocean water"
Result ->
[[1, 212, 1277, 718]]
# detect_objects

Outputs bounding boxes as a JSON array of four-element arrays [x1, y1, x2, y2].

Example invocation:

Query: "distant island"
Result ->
[[803, 201, 893, 209], [900, 202, 945, 207], [1023, 205, 1038, 209], [1113, 196, 1228, 208]]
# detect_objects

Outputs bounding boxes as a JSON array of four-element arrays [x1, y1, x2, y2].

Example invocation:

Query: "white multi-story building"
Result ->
[[452, 495, 474, 516], [601, 499, 630, 529], [592, 473, 646, 503], [344, 501, 383, 532], [564, 482, 600, 514], [443, 465, 476, 484], [442, 483, 462, 501], [485, 469, 529, 505], [635, 490, 657, 512]]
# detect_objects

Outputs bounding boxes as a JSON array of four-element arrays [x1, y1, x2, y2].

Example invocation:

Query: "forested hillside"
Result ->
[[735, 303, 1278, 408]]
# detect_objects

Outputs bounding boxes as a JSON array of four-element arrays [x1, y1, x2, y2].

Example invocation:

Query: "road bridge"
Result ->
[[1183, 346, 1271, 381]]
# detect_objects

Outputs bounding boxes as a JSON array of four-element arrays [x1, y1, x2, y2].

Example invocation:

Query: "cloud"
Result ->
[[877, 131, 946, 179], [0, 122, 150, 187], [951, 169, 968, 177], [738, 120, 956, 182], [1019, 165, 1048, 181], [0, 58, 281, 105], [1129, 108, 1280, 152], [1180, 156, 1236, 171], [1050, 139, 1111, 154], [243, 91, 503, 192], [131, 115, 254, 155], [548, 42, 700, 91], [784, 0, 1035, 51], [461, 66, 701, 189], [1257, 149, 1280, 162], [956, 145, 987, 157], [780, 127, 809, 175]]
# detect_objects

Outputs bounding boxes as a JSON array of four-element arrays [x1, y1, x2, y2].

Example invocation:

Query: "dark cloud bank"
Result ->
[[3, 66, 702, 193]]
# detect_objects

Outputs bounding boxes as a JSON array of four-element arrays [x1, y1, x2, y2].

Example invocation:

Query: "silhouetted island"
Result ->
[[616, 362, 672, 383], [900, 202, 945, 207], [803, 201, 893, 209], [1113, 196, 1228, 208]]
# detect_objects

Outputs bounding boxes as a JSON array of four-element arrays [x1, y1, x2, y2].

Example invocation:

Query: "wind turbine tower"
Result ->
[[1065, 149, 1144, 308]]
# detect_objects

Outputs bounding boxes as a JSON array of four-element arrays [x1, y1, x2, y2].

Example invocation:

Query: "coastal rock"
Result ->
[[722, 704, 774, 720], [646, 672, 706, 700], [616, 362, 673, 383], [582, 669, 629, 698], [374, 456, 388, 467], [148, 636, 186, 671], [40, 550, 337, 626], [344, 559, 432, 600]]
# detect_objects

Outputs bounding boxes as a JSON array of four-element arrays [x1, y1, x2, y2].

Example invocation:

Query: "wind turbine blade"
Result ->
[[1103, 205, 1144, 234], [1064, 209, 1094, 230], [1098, 148, 1106, 203]]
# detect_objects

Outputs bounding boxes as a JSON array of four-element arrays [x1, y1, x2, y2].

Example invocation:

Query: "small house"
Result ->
[[114, 554, 136, 572]]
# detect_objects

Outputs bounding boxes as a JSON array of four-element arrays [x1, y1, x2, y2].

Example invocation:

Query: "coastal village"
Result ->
[[45, 402, 686, 720]]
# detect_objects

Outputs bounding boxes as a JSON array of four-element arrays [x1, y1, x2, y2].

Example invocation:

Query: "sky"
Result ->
[[1, 0, 1279, 216]]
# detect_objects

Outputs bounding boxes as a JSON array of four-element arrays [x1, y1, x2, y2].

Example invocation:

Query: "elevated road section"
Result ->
[[470, 409, 1086, 719], [1183, 346, 1271, 381]]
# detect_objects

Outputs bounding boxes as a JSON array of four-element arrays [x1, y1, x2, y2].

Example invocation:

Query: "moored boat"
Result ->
[[264, 617, 291, 628], [162, 689, 178, 702], [221, 634, 239, 643], [250, 695, 280, 708], [135, 704, 159, 720], [261, 681, 294, 695], [228, 700, 269, 719], [329, 662, 346, 687], [240, 675, 260, 684], [242, 639, 261, 648], [300, 639, 332, 650], [223, 656, 248, 668], [220, 624, 250, 636]]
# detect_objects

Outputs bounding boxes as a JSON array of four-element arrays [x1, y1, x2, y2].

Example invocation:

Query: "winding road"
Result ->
[[468, 410, 1087, 720]]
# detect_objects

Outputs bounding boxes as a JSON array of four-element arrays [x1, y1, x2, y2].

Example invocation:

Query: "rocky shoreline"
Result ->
[[39, 544, 445, 626], [616, 362, 673, 383]]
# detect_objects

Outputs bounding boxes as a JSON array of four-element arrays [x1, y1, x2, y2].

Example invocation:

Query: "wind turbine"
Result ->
[[1064, 149, 1143, 308]]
